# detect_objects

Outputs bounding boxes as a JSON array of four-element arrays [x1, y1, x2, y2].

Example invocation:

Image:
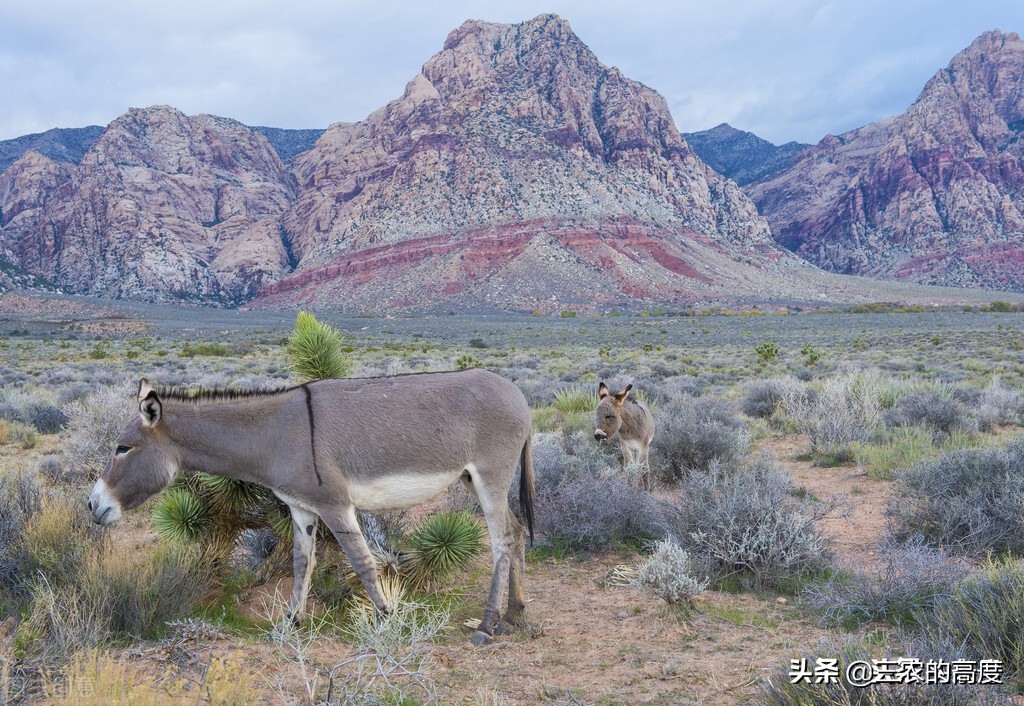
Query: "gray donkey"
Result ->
[[594, 382, 656, 489], [88, 370, 535, 644]]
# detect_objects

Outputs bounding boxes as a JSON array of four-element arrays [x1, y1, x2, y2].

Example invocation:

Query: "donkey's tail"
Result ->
[[519, 434, 536, 545]]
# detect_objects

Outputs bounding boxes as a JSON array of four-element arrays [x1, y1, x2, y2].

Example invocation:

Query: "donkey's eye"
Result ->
[[604, 414, 614, 420], [115, 445, 132, 456]]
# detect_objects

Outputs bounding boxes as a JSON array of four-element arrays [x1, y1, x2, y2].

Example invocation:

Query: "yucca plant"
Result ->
[[197, 472, 269, 512], [406, 511, 486, 590], [552, 386, 597, 416], [287, 310, 350, 382], [152, 489, 214, 543]]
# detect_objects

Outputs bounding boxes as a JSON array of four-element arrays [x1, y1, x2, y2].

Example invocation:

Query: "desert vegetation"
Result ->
[[3, 297, 1024, 703]]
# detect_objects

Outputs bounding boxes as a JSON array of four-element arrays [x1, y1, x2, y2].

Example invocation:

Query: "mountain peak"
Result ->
[[750, 27, 1024, 292]]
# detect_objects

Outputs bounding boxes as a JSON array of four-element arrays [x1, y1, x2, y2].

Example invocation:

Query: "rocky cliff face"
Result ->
[[683, 124, 810, 186], [749, 31, 1024, 291], [264, 13, 790, 309], [0, 106, 298, 302], [0, 15, 811, 310]]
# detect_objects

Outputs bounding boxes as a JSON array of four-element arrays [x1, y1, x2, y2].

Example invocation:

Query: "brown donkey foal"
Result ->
[[87, 370, 535, 645], [594, 382, 656, 489]]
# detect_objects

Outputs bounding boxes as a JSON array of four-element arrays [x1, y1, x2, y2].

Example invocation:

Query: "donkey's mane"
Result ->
[[153, 384, 301, 403]]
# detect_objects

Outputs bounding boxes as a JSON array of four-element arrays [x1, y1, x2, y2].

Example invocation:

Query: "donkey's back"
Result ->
[[308, 369, 531, 499]]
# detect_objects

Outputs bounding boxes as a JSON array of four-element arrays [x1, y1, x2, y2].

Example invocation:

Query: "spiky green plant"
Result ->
[[552, 386, 597, 416], [287, 311, 350, 382], [152, 489, 214, 543], [198, 472, 268, 512], [407, 511, 485, 588]]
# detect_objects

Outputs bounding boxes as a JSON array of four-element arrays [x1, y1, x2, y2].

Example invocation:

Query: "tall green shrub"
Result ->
[[287, 311, 350, 382]]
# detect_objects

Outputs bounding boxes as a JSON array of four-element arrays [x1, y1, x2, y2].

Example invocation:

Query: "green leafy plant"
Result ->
[[800, 343, 821, 366], [552, 386, 597, 416], [755, 340, 779, 362], [287, 311, 350, 382], [455, 354, 480, 370], [407, 511, 485, 588], [152, 489, 214, 543]]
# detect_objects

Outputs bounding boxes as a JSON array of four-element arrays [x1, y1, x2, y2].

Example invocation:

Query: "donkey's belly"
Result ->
[[348, 470, 461, 512]]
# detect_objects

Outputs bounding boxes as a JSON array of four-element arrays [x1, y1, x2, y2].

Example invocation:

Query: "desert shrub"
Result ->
[[888, 439, 1024, 554], [530, 405, 559, 432], [534, 438, 661, 552], [17, 542, 214, 658], [27, 403, 68, 433], [343, 597, 450, 660], [61, 381, 136, 474], [782, 372, 881, 461], [0, 386, 67, 433], [38, 454, 76, 484], [759, 633, 1011, 705], [22, 496, 100, 589], [885, 388, 976, 438], [652, 394, 749, 481], [974, 378, 1024, 432], [802, 534, 967, 628], [637, 539, 707, 606], [9, 420, 38, 448], [741, 377, 802, 419], [0, 468, 41, 595], [663, 457, 834, 590], [918, 557, 1024, 682]]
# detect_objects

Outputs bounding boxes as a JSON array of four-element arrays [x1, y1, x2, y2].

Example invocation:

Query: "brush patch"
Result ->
[[348, 471, 461, 512]]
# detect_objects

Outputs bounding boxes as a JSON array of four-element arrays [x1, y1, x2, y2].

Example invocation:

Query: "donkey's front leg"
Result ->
[[284, 504, 319, 627], [322, 506, 391, 616]]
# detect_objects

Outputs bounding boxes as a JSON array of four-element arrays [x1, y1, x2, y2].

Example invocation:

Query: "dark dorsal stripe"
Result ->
[[302, 384, 323, 486]]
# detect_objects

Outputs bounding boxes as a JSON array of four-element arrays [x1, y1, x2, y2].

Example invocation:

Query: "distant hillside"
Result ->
[[683, 123, 809, 185], [0, 126, 104, 173], [251, 127, 325, 162], [748, 30, 1024, 292]]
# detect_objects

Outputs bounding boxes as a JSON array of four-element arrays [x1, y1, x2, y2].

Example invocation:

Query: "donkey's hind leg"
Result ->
[[499, 508, 527, 631], [464, 467, 517, 644]]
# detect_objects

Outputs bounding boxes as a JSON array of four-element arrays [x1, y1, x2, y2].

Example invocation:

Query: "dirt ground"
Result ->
[[3, 432, 894, 705]]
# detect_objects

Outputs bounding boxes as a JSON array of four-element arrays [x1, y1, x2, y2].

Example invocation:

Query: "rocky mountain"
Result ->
[[251, 127, 325, 163], [683, 124, 809, 185], [0, 106, 297, 302], [262, 14, 805, 310], [2, 14, 818, 311], [0, 126, 104, 174], [748, 30, 1024, 291]]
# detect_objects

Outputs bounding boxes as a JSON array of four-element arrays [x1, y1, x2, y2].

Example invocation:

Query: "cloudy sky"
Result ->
[[2, 0, 1022, 145]]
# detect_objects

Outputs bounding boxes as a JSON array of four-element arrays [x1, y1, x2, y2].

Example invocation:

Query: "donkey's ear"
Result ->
[[614, 384, 633, 403], [598, 382, 610, 399], [139, 384, 162, 428]]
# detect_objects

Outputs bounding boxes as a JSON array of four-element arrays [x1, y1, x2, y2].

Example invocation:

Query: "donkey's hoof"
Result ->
[[470, 630, 493, 646], [493, 622, 515, 636]]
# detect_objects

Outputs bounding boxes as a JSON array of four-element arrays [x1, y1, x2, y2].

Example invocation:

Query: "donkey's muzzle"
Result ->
[[88, 479, 122, 526], [594, 429, 608, 441]]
